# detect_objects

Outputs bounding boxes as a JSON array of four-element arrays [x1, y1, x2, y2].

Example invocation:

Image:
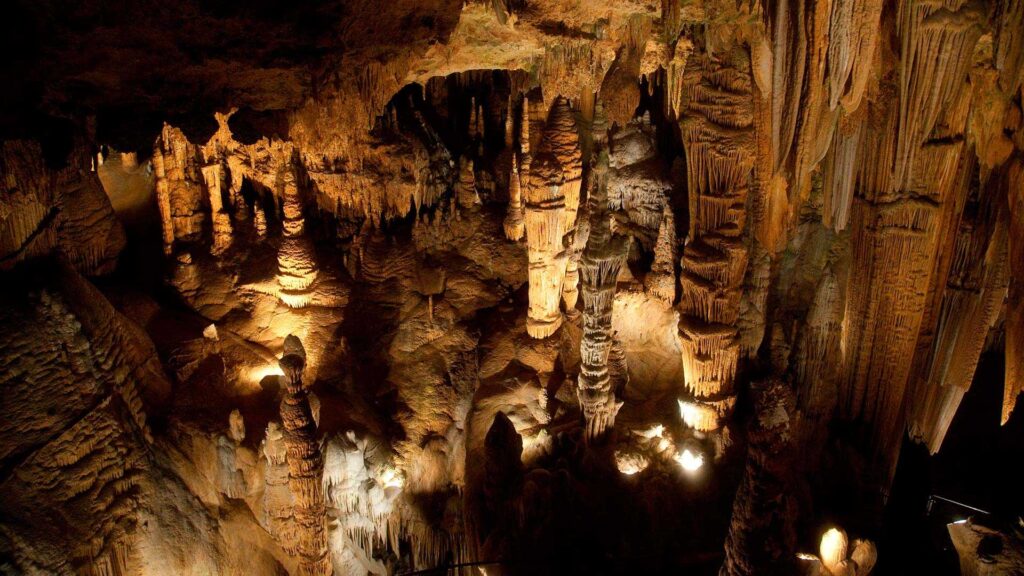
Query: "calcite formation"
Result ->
[[278, 336, 332, 576], [3, 0, 1024, 574], [576, 149, 628, 440], [524, 96, 583, 338], [676, 47, 755, 438]]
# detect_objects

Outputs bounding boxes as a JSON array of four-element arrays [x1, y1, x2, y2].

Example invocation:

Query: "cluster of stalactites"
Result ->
[[577, 148, 627, 440], [522, 95, 584, 339], [278, 335, 332, 576], [276, 159, 320, 308], [676, 51, 755, 435]]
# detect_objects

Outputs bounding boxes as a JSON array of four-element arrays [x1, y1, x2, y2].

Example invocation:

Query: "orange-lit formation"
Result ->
[[2, 0, 1023, 574]]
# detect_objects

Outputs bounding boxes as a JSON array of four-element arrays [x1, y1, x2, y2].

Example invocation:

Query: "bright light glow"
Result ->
[[615, 451, 650, 475], [796, 553, 820, 561], [674, 449, 704, 472], [952, 518, 968, 525], [638, 423, 665, 439], [378, 466, 404, 489], [677, 399, 717, 430], [819, 527, 848, 569], [247, 364, 283, 385]]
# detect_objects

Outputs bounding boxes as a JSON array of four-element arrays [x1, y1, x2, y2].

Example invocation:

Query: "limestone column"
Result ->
[[577, 149, 627, 440], [279, 335, 332, 576]]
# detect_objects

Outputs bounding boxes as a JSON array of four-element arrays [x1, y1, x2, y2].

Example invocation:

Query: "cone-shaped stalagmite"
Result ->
[[524, 96, 583, 338], [276, 159, 319, 308], [279, 335, 332, 576]]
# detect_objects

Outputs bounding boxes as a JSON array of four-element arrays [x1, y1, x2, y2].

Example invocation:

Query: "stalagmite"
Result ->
[[456, 156, 481, 210], [577, 149, 627, 441], [202, 163, 234, 256], [719, 379, 796, 576], [524, 96, 583, 338], [645, 203, 677, 304], [152, 142, 175, 255], [676, 47, 755, 436], [278, 335, 332, 576], [276, 159, 319, 308], [504, 155, 526, 241]]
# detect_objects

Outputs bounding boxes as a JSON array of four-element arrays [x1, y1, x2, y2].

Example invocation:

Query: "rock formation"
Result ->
[[278, 335, 332, 576], [2, 0, 1024, 574], [524, 96, 583, 338], [676, 47, 755, 441], [577, 149, 627, 441]]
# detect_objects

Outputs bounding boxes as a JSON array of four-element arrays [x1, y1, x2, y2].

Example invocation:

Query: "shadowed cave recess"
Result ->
[[1, 0, 1023, 574]]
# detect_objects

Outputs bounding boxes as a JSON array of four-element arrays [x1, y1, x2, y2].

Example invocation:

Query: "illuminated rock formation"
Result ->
[[202, 162, 234, 256], [577, 149, 627, 441], [1, 140, 125, 273], [524, 96, 582, 338], [676, 47, 755, 437], [837, 0, 984, 481], [798, 528, 877, 576], [276, 160, 319, 308], [278, 335, 332, 576]]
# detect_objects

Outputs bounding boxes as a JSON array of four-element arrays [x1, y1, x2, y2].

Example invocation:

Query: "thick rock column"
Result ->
[[279, 335, 332, 576], [677, 49, 755, 439], [524, 96, 583, 338]]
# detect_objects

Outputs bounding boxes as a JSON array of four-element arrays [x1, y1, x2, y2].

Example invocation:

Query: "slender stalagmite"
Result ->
[[279, 335, 332, 576], [202, 162, 234, 256], [577, 148, 627, 440], [152, 143, 174, 255], [504, 96, 527, 240]]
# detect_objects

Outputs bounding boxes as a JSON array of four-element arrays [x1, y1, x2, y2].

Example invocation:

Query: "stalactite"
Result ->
[[1003, 158, 1023, 425], [577, 149, 627, 441], [279, 335, 332, 576], [677, 47, 755, 435], [908, 157, 1010, 451]]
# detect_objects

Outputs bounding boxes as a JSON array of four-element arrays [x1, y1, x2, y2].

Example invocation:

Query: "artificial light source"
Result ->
[[378, 466, 404, 490], [674, 448, 704, 472]]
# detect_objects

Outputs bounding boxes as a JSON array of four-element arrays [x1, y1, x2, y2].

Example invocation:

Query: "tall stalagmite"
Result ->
[[279, 335, 332, 576], [524, 96, 583, 338], [719, 379, 796, 576], [276, 159, 319, 308], [577, 149, 627, 441], [676, 47, 755, 437]]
